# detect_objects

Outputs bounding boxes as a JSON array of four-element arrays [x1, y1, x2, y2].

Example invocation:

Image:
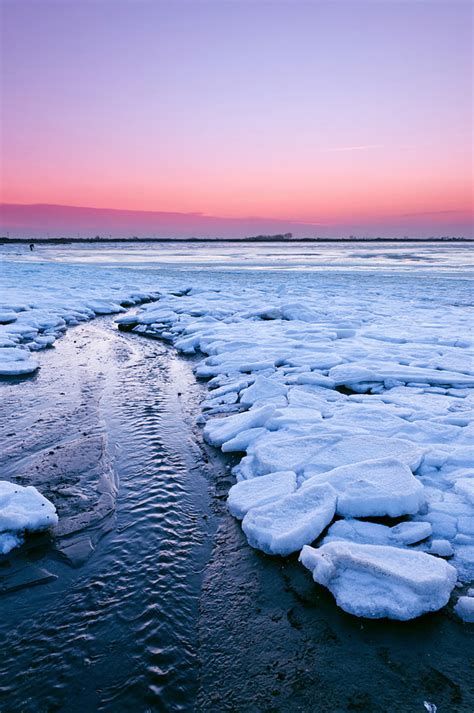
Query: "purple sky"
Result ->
[[0, 0, 472, 237]]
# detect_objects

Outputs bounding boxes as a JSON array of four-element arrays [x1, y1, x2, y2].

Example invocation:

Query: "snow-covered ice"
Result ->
[[429, 539, 454, 557], [454, 596, 474, 622], [113, 259, 473, 615], [242, 483, 337, 556], [322, 518, 433, 547], [0, 258, 161, 378], [302, 457, 425, 518], [0, 532, 23, 555], [227, 470, 297, 519], [203, 405, 276, 447], [300, 541, 457, 620], [0, 346, 40, 376], [0, 481, 58, 554]]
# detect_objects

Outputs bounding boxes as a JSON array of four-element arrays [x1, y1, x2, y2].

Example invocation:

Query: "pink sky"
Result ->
[[1, 1, 472, 238]]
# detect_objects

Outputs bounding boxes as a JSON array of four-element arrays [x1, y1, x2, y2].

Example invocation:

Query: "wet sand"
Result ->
[[0, 317, 472, 712]]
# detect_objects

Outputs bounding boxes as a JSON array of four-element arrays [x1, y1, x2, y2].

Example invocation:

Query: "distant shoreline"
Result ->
[[1, 237, 473, 245]]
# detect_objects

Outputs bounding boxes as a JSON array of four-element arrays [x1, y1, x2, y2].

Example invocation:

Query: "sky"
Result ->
[[0, 0, 472, 238]]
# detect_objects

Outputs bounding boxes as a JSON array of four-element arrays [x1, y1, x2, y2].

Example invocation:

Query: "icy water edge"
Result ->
[[0, 318, 472, 712]]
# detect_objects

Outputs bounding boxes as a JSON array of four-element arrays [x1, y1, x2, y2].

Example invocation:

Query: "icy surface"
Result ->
[[242, 483, 337, 556], [454, 596, 474, 623], [0, 347, 40, 376], [227, 471, 297, 519], [0, 481, 58, 553], [300, 542, 457, 619], [302, 457, 425, 518], [0, 256, 161, 377], [122, 275, 473, 596], [323, 519, 433, 547], [0, 532, 23, 555], [1, 242, 473, 616]]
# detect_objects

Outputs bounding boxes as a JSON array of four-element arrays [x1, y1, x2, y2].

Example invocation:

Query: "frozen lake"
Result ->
[[2, 239, 473, 273]]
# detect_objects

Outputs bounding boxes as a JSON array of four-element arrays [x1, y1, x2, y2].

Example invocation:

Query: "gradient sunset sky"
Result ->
[[0, 0, 472, 238]]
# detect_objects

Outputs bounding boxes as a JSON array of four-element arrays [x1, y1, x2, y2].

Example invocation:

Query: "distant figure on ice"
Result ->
[[29, 243, 34, 251]]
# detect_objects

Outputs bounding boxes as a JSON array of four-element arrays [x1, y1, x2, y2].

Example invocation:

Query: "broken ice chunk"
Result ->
[[242, 483, 336, 556], [300, 541, 457, 620], [429, 539, 454, 557], [0, 347, 39, 376], [390, 521, 433, 544], [227, 470, 297, 519], [302, 457, 425, 518], [0, 481, 58, 554], [221, 427, 267, 453], [454, 596, 474, 622], [323, 518, 432, 547], [239, 376, 288, 407], [0, 532, 23, 555], [203, 405, 274, 447], [454, 477, 474, 505]]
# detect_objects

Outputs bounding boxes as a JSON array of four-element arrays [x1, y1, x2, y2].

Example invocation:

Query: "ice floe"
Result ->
[[0, 269, 160, 378], [300, 542, 457, 620], [302, 457, 425, 518], [0, 481, 58, 554], [227, 470, 297, 519], [322, 518, 433, 547], [242, 483, 337, 556], [0, 347, 40, 376], [454, 595, 474, 622], [203, 404, 276, 447]]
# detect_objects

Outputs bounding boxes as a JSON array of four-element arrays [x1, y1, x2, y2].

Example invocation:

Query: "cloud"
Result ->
[[398, 209, 473, 218], [326, 144, 384, 152]]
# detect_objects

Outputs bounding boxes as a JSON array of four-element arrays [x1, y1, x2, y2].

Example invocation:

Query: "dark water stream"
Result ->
[[0, 320, 214, 712]]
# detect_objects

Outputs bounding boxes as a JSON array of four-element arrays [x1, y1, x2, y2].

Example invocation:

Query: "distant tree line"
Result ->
[[0, 233, 471, 244]]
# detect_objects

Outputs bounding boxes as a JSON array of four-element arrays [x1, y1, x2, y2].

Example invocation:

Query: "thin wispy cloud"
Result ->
[[326, 144, 384, 152]]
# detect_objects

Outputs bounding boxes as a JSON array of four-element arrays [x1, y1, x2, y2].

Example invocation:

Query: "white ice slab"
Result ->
[[0, 481, 58, 553], [0, 532, 23, 555], [0, 312, 17, 325], [454, 596, 474, 622], [242, 482, 336, 556], [203, 405, 275, 447], [454, 477, 474, 505], [302, 457, 425, 518], [300, 541, 457, 620], [429, 539, 454, 557], [227, 470, 297, 519], [239, 376, 288, 406], [323, 518, 432, 547], [0, 347, 39, 376]]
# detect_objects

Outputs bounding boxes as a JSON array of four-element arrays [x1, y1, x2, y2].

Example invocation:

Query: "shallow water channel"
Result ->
[[0, 318, 472, 713], [0, 319, 216, 711]]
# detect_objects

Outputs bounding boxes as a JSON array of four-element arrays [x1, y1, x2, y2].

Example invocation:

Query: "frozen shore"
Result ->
[[1, 245, 473, 622], [1, 240, 473, 710], [118, 282, 474, 620], [1, 318, 472, 711]]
